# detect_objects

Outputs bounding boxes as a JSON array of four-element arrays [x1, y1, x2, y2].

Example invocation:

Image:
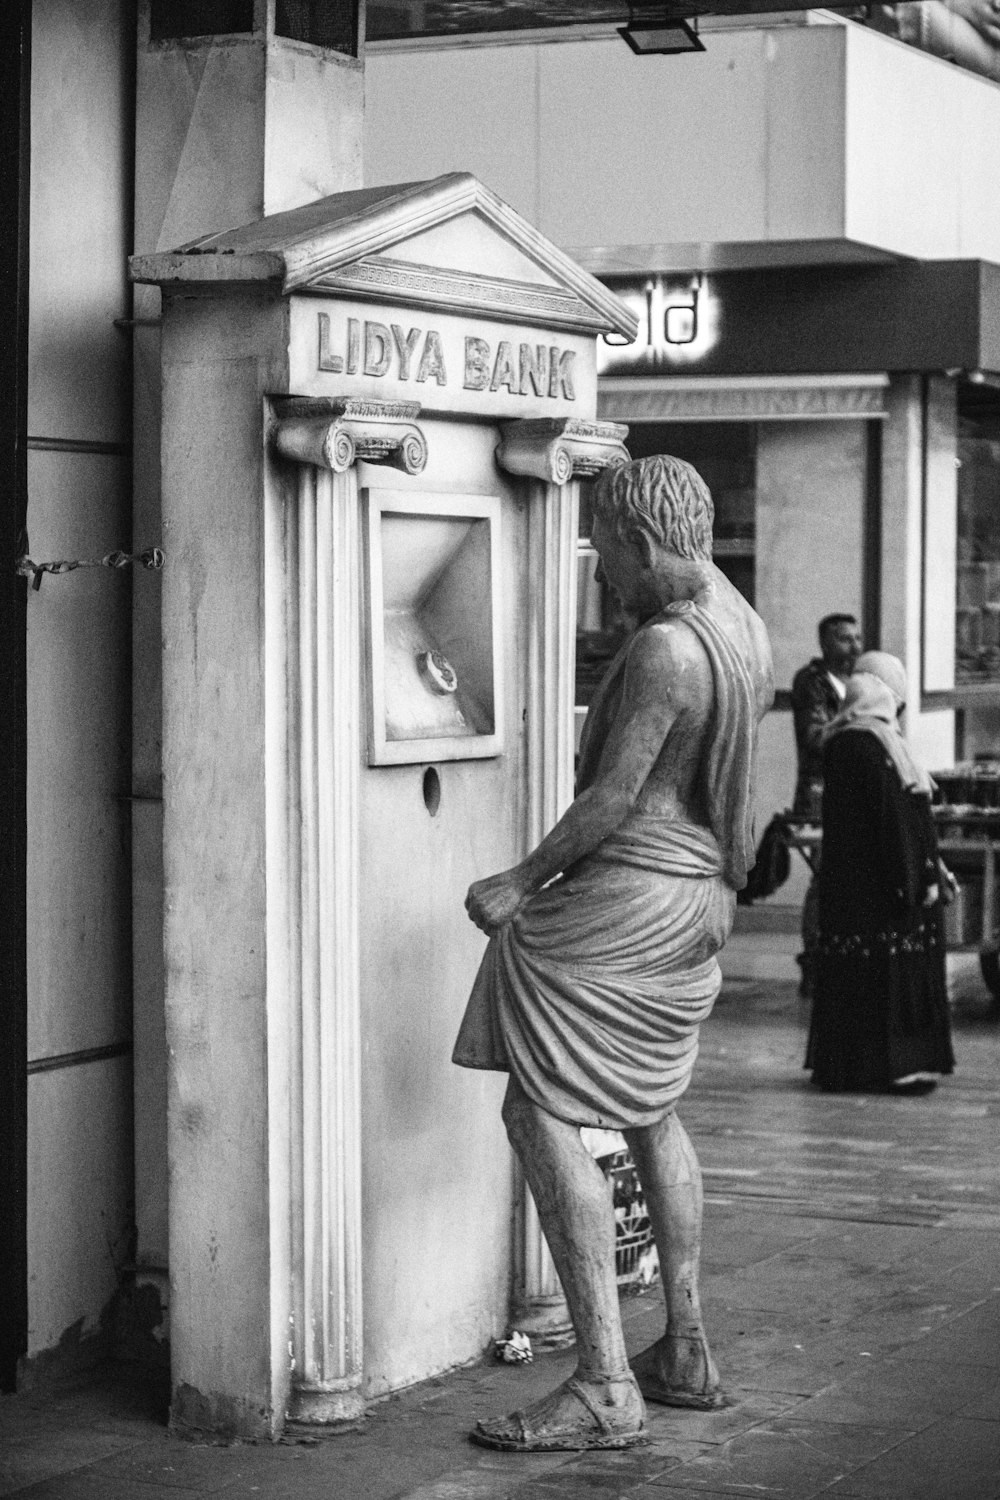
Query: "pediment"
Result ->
[[130, 173, 637, 340]]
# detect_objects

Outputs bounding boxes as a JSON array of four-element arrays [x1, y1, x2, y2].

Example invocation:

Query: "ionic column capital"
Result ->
[[273, 398, 428, 476], [495, 418, 630, 485]]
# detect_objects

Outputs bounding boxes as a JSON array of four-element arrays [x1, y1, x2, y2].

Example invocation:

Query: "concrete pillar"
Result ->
[[129, 0, 364, 1435], [881, 374, 956, 767]]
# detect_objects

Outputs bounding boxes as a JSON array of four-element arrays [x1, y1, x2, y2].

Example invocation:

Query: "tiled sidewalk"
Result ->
[[3, 977, 999, 1500]]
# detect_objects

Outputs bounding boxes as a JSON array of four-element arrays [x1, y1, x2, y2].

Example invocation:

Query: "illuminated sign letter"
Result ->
[[416, 330, 447, 385], [463, 336, 491, 391], [364, 321, 392, 377]]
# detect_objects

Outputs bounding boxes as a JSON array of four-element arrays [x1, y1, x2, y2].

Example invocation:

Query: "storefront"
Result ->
[[580, 260, 1000, 844]]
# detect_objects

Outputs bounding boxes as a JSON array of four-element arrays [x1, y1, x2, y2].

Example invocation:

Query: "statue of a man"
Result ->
[[453, 454, 774, 1451]]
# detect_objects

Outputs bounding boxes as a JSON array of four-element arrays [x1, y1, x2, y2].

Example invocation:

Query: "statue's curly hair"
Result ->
[[592, 454, 714, 562]]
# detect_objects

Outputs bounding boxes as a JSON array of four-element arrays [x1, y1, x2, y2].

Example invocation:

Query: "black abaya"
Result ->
[[805, 729, 955, 1092]]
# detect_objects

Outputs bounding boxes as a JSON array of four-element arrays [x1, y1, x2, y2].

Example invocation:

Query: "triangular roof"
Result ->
[[130, 173, 638, 340]]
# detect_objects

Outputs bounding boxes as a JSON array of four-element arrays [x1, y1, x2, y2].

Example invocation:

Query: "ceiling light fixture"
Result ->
[[618, 5, 704, 55]]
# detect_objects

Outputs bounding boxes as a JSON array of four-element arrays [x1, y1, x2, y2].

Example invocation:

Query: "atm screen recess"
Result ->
[[363, 490, 503, 766]]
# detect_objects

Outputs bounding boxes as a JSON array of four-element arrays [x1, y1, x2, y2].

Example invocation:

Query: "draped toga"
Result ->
[[452, 600, 760, 1129]]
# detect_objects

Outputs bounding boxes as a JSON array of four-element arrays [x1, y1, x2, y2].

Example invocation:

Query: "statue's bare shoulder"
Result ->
[[622, 612, 714, 718], [617, 581, 773, 821], [622, 579, 772, 723]]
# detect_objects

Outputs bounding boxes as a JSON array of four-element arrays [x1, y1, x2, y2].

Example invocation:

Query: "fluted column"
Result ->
[[496, 418, 629, 1346], [286, 461, 365, 1424], [275, 400, 430, 1422]]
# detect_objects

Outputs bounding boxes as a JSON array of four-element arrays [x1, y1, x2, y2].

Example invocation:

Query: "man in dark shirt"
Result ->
[[791, 613, 863, 994], [791, 614, 864, 817]]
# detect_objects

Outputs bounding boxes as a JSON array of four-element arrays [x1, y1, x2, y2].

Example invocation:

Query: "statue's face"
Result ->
[[591, 513, 645, 612]]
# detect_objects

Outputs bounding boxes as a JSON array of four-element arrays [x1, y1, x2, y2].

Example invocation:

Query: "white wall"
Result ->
[[130, 12, 367, 1298], [27, 1060, 132, 1353], [756, 421, 867, 691], [357, 425, 523, 1397], [26, 0, 134, 1361], [750, 400, 957, 879], [754, 420, 867, 904], [366, 22, 1000, 267], [157, 290, 289, 1437], [365, 28, 844, 257], [843, 23, 1000, 262]]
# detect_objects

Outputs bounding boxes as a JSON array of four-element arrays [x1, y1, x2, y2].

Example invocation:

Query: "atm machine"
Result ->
[[132, 173, 635, 1438]]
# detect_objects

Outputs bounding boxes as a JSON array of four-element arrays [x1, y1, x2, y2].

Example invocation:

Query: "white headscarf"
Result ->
[[824, 658, 934, 796], [854, 650, 908, 705]]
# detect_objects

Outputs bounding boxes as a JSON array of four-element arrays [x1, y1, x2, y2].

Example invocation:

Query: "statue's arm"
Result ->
[[465, 624, 704, 935]]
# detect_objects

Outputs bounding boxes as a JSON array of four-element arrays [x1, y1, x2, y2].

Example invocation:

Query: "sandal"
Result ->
[[470, 1374, 648, 1452], [632, 1334, 727, 1411]]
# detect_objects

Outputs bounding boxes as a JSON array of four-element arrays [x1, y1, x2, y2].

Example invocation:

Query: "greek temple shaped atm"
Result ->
[[131, 174, 636, 1439]]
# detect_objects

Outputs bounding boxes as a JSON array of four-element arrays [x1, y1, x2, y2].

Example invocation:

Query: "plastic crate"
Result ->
[[597, 1147, 659, 1288]]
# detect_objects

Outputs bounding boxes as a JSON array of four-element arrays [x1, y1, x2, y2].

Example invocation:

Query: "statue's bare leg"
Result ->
[[624, 1110, 724, 1408], [470, 1077, 646, 1451]]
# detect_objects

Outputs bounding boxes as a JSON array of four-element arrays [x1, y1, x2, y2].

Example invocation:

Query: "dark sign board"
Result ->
[[598, 261, 1000, 379]]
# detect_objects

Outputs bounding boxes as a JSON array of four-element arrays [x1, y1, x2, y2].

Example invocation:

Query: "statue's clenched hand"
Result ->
[[465, 869, 532, 935]]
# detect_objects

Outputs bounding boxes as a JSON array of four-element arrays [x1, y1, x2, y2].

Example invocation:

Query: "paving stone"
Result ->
[[697, 1309, 870, 1393], [501, 1447, 708, 1500], [955, 1383, 1000, 1422], [791, 1355, 1000, 1427], [819, 1415, 1000, 1498], [0, 1429, 141, 1496], [629, 1490, 769, 1500], [506, 1473, 656, 1499], [395, 1463, 559, 1500], [0, 1481, 207, 1500], [637, 1417, 914, 1493], [893, 1299, 1000, 1369], [5, 980, 1000, 1500], [828, 1287, 992, 1356], [550, 1449, 691, 1485], [640, 1390, 806, 1446], [83, 1445, 250, 1492]]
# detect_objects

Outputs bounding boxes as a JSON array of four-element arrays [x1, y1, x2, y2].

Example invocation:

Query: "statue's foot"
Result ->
[[470, 1373, 648, 1452], [631, 1333, 727, 1411]]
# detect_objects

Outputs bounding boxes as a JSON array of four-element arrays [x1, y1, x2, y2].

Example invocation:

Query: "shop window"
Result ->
[[576, 422, 756, 708], [956, 384, 1000, 686], [149, 1, 254, 38]]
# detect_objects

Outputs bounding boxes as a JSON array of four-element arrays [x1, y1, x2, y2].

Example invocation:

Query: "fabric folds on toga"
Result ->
[[453, 819, 735, 1127], [452, 601, 758, 1130]]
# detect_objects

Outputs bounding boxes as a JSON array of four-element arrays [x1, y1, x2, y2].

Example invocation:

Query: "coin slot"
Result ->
[[423, 766, 441, 817]]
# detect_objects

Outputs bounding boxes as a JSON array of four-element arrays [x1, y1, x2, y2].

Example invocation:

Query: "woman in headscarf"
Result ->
[[805, 651, 955, 1095]]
